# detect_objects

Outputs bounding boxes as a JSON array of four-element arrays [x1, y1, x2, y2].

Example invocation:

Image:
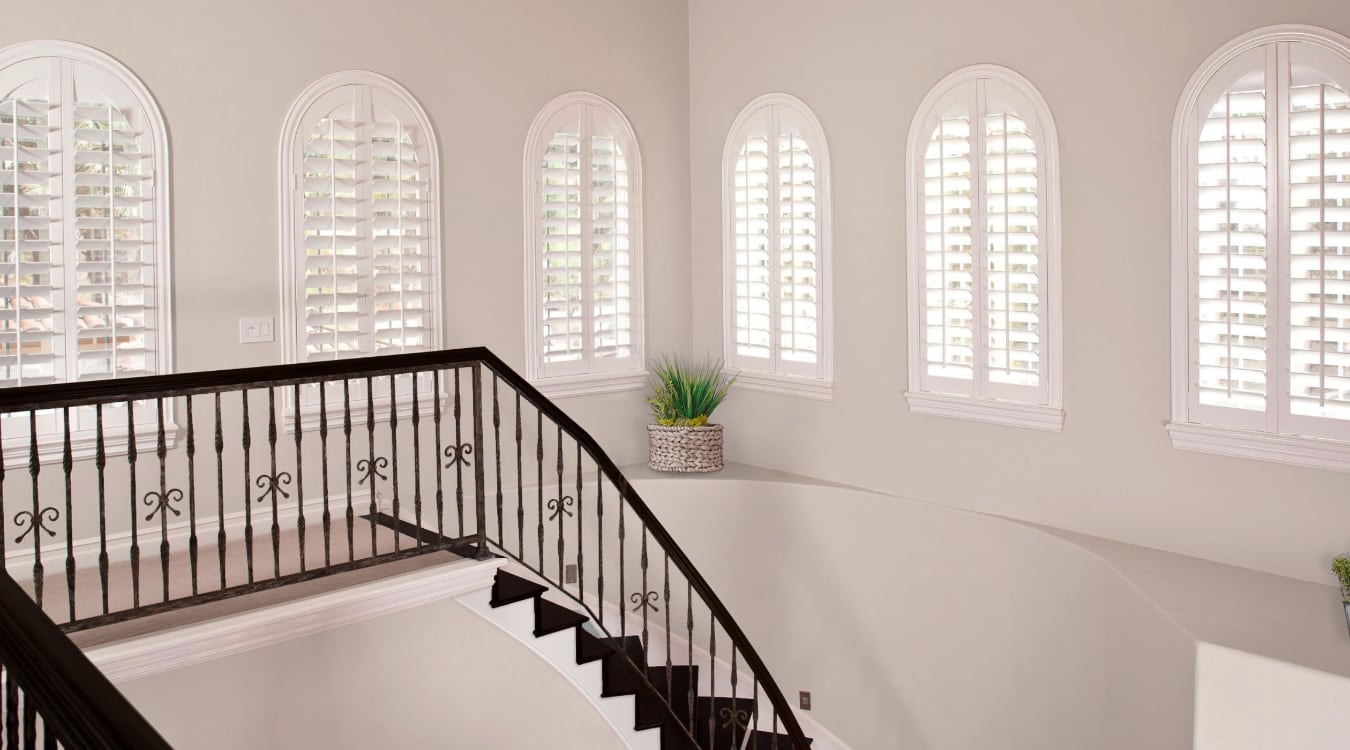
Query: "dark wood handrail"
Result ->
[[0, 570, 172, 749]]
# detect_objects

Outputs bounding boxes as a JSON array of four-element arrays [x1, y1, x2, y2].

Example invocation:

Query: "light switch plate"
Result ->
[[239, 317, 274, 344]]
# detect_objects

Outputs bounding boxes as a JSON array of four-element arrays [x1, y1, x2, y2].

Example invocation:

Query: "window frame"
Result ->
[[0, 40, 174, 460], [904, 64, 1064, 431], [522, 91, 645, 398], [721, 92, 834, 401], [1168, 24, 1350, 471]]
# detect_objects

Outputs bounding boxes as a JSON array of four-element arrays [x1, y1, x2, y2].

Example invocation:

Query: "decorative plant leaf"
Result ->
[[646, 355, 735, 427]]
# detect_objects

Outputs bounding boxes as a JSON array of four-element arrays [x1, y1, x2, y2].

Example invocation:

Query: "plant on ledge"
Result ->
[[646, 355, 735, 472], [1334, 554, 1350, 638]]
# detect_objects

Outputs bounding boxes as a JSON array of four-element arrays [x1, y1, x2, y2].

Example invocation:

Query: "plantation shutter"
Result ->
[[0, 56, 159, 388], [294, 84, 434, 362], [918, 80, 1048, 403], [728, 100, 826, 379], [534, 97, 641, 379], [1188, 41, 1350, 439]]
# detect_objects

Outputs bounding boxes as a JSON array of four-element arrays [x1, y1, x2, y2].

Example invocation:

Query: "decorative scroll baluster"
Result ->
[[731, 645, 741, 747], [125, 407, 137, 607], [186, 396, 199, 597], [687, 580, 695, 738], [470, 364, 487, 557], [61, 408, 74, 622], [214, 394, 226, 590], [453, 370, 464, 536], [213, 395, 225, 590], [411, 374, 422, 548], [709, 616, 716, 749], [267, 388, 281, 578], [293, 384, 305, 573], [752, 680, 761, 747], [94, 406, 108, 613], [618, 493, 625, 639], [242, 390, 253, 584], [556, 425, 564, 580], [515, 392, 523, 557], [536, 410, 543, 570], [343, 380, 354, 562], [493, 374, 502, 546], [388, 375, 400, 554], [664, 552, 672, 721], [366, 377, 377, 555], [155, 399, 170, 601], [319, 384, 331, 568], [640, 524, 650, 660], [433, 370, 444, 540]]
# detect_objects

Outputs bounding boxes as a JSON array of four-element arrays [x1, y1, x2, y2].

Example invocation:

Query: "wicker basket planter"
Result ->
[[647, 424, 724, 473]]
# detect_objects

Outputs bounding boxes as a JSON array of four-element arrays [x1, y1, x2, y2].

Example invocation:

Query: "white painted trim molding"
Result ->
[[1166, 422, 1350, 473], [732, 369, 834, 401], [905, 390, 1065, 431], [533, 370, 648, 399], [88, 556, 503, 683]]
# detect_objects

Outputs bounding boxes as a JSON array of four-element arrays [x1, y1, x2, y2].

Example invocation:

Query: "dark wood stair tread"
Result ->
[[489, 570, 547, 608], [533, 597, 588, 637]]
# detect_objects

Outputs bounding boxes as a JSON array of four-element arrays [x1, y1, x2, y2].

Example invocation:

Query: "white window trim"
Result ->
[[522, 91, 645, 399], [721, 92, 834, 399], [1168, 24, 1350, 472], [904, 63, 1064, 431], [0, 40, 175, 460], [277, 71, 443, 427]]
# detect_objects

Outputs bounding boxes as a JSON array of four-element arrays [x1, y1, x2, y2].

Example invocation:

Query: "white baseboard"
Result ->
[[88, 555, 503, 683]]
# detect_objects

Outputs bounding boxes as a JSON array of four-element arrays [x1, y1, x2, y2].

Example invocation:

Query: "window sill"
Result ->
[[284, 394, 442, 434], [2, 425, 180, 464], [731, 371, 834, 401], [905, 391, 1064, 432], [532, 371, 647, 399], [1166, 422, 1350, 473]]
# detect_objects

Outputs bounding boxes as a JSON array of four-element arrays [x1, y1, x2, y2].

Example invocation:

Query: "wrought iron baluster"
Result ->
[[0, 420, 7, 586], [470, 363, 487, 557], [752, 680, 761, 747], [94, 406, 108, 613], [411, 373, 422, 548], [242, 390, 253, 584], [640, 524, 649, 661], [575, 442, 583, 603], [61, 408, 74, 622], [515, 392, 523, 558], [343, 380, 354, 562], [125, 407, 136, 608], [556, 425, 564, 581], [618, 493, 625, 639], [433, 370, 444, 540], [21, 690, 33, 750], [687, 580, 695, 738], [214, 394, 226, 590], [709, 615, 717, 749], [267, 387, 280, 578], [155, 399, 170, 601], [453, 370, 464, 537], [731, 645, 741, 747], [493, 374, 502, 546], [366, 377, 377, 556], [536, 410, 543, 570], [293, 384, 306, 573], [319, 383, 331, 568], [5, 665, 15, 749], [664, 552, 671, 715], [186, 396, 199, 597], [596, 466, 603, 632], [388, 374, 400, 554]]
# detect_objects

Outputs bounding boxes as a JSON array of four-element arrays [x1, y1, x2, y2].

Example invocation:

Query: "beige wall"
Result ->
[[118, 595, 628, 749], [1, 0, 691, 467], [687, 0, 1350, 585]]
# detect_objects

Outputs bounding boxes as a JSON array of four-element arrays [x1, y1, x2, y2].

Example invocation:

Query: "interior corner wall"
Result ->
[[686, 0, 1350, 585], [0, 0, 692, 467]]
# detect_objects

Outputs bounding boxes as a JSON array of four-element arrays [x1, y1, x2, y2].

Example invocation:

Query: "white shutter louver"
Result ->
[[529, 94, 642, 382], [725, 95, 829, 384], [289, 77, 438, 364], [0, 94, 57, 386], [924, 112, 975, 382]]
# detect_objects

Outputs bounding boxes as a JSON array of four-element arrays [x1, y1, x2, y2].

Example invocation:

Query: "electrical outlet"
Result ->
[[799, 691, 812, 711], [564, 564, 577, 584]]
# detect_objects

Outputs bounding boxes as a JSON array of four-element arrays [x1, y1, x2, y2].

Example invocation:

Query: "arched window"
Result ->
[[905, 65, 1063, 430], [1169, 25, 1350, 470], [0, 41, 172, 455], [280, 71, 440, 364], [723, 93, 832, 399], [524, 92, 643, 396]]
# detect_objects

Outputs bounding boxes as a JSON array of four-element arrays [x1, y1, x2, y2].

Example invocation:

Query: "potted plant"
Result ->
[[646, 356, 735, 473], [1335, 555, 1350, 638]]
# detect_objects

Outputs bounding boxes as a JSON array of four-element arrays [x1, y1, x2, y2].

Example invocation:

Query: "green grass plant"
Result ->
[[647, 355, 735, 427]]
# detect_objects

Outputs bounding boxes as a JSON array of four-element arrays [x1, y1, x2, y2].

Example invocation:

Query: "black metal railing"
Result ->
[[0, 567, 170, 748], [0, 347, 809, 749]]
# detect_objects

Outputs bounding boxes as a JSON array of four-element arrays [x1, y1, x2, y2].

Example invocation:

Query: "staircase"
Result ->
[[488, 569, 807, 749]]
